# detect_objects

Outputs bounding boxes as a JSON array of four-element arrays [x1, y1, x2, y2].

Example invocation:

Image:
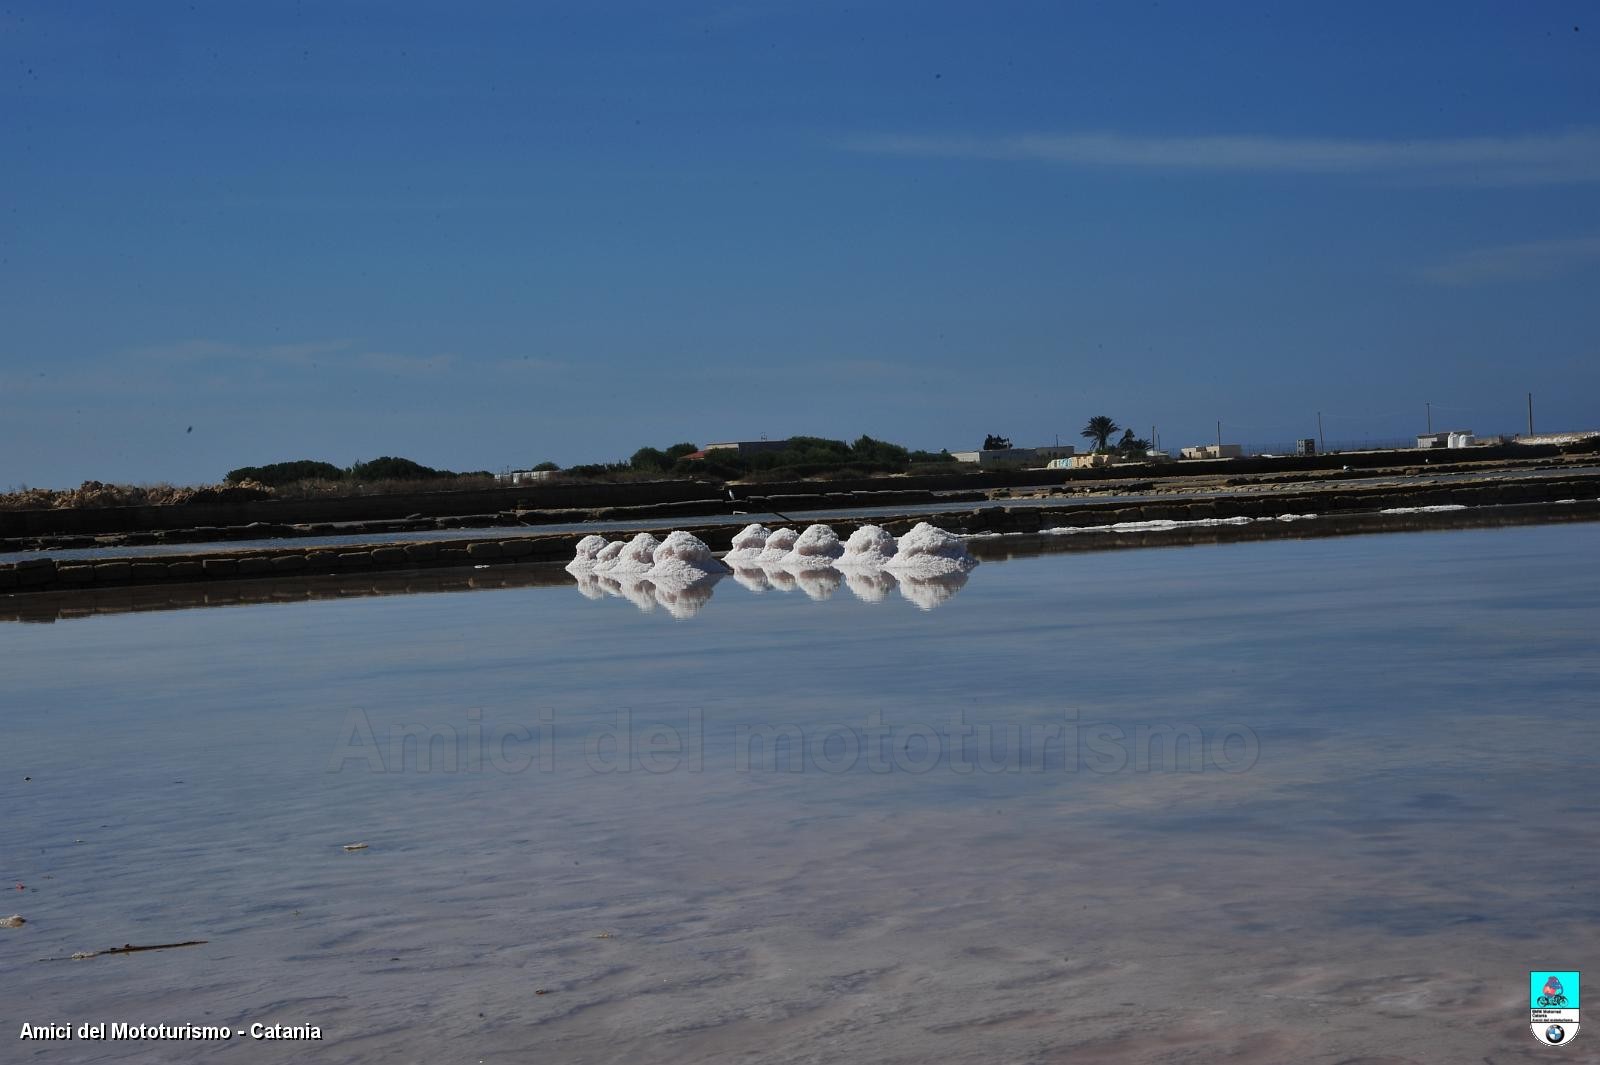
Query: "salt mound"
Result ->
[[591, 540, 625, 573], [898, 571, 970, 610], [837, 524, 897, 567], [725, 523, 772, 564], [757, 527, 798, 563], [608, 533, 662, 576], [647, 530, 732, 581], [565, 534, 611, 573], [883, 522, 977, 577], [779, 524, 844, 570]]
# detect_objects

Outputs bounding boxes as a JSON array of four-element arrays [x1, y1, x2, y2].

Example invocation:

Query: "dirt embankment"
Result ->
[[2, 467, 1597, 597]]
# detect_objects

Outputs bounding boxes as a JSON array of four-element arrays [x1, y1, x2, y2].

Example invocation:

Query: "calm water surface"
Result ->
[[3, 523, 1597, 1063]]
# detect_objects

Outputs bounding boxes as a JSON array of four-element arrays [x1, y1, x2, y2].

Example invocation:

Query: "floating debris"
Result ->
[[592, 932, 613, 939], [1, 915, 24, 928], [342, 842, 369, 851], [54, 940, 208, 961]]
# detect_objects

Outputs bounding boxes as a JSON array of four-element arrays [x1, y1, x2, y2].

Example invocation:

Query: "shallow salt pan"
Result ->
[[780, 524, 845, 570]]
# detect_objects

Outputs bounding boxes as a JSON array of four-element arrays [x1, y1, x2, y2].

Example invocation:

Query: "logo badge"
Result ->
[[1531, 970, 1580, 1045]]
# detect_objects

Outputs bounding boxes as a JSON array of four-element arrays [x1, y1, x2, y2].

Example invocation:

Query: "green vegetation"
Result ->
[[1081, 415, 1121, 452], [222, 460, 344, 487], [609, 434, 955, 482], [224, 456, 489, 487], [982, 434, 1012, 450], [1115, 429, 1152, 456]]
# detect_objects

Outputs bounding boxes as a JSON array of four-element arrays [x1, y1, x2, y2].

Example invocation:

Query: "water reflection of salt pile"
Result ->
[[780, 524, 844, 570], [646, 531, 732, 581], [837, 524, 897, 567], [761, 565, 799, 593], [731, 566, 771, 593], [843, 567, 897, 603], [758, 527, 798, 564], [572, 572, 607, 600], [898, 571, 970, 610], [648, 572, 724, 619], [884, 521, 978, 577], [602, 573, 659, 613], [724, 524, 771, 566], [565, 534, 611, 574], [792, 566, 842, 600]]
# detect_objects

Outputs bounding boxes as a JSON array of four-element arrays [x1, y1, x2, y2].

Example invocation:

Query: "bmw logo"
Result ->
[[1546, 1024, 1566, 1044]]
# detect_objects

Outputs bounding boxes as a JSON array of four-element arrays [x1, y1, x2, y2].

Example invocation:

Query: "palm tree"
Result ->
[[1081, 415, 1120, 452]]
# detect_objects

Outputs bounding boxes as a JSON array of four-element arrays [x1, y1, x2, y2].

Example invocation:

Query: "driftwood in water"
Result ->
[[42, 939, 209, 961]]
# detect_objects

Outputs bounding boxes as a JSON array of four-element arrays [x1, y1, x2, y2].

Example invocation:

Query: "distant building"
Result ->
[[1180, 444, 1244, 460], [951, 444, 1074, 468], [497, 469, 557, 485], [702, 440, 791, 457], [1416, 432, 1452, 449], [1049, 453, 1113, 470]]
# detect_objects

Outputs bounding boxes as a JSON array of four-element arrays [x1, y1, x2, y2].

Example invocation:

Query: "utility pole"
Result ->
[[1527, 392, 1534, 436], [1317, 411, 1325, 452], [1426, 402, 1431, 434], [1216, 420, 1222, 448]]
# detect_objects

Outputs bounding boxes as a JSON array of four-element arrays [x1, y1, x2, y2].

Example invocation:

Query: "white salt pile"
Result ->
[[591, 540, 625, 572], [565, 534, 611, 573], [837, 524, 897, 567], [647, 530, 732, 582], [724, 523, 772, 565], [884, 521, 978, 577], [779, 524, 845, 570], [758, 527, 798, 564], [608, 533, 662, 576]]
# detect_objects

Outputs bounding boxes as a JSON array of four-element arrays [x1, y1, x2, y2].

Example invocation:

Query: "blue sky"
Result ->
[[2, 1, 1597, 487]]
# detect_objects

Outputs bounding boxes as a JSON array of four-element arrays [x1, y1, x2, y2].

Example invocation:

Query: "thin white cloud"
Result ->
[[846, 129, 1600, 185], [1421, 235, 1600, 285]]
